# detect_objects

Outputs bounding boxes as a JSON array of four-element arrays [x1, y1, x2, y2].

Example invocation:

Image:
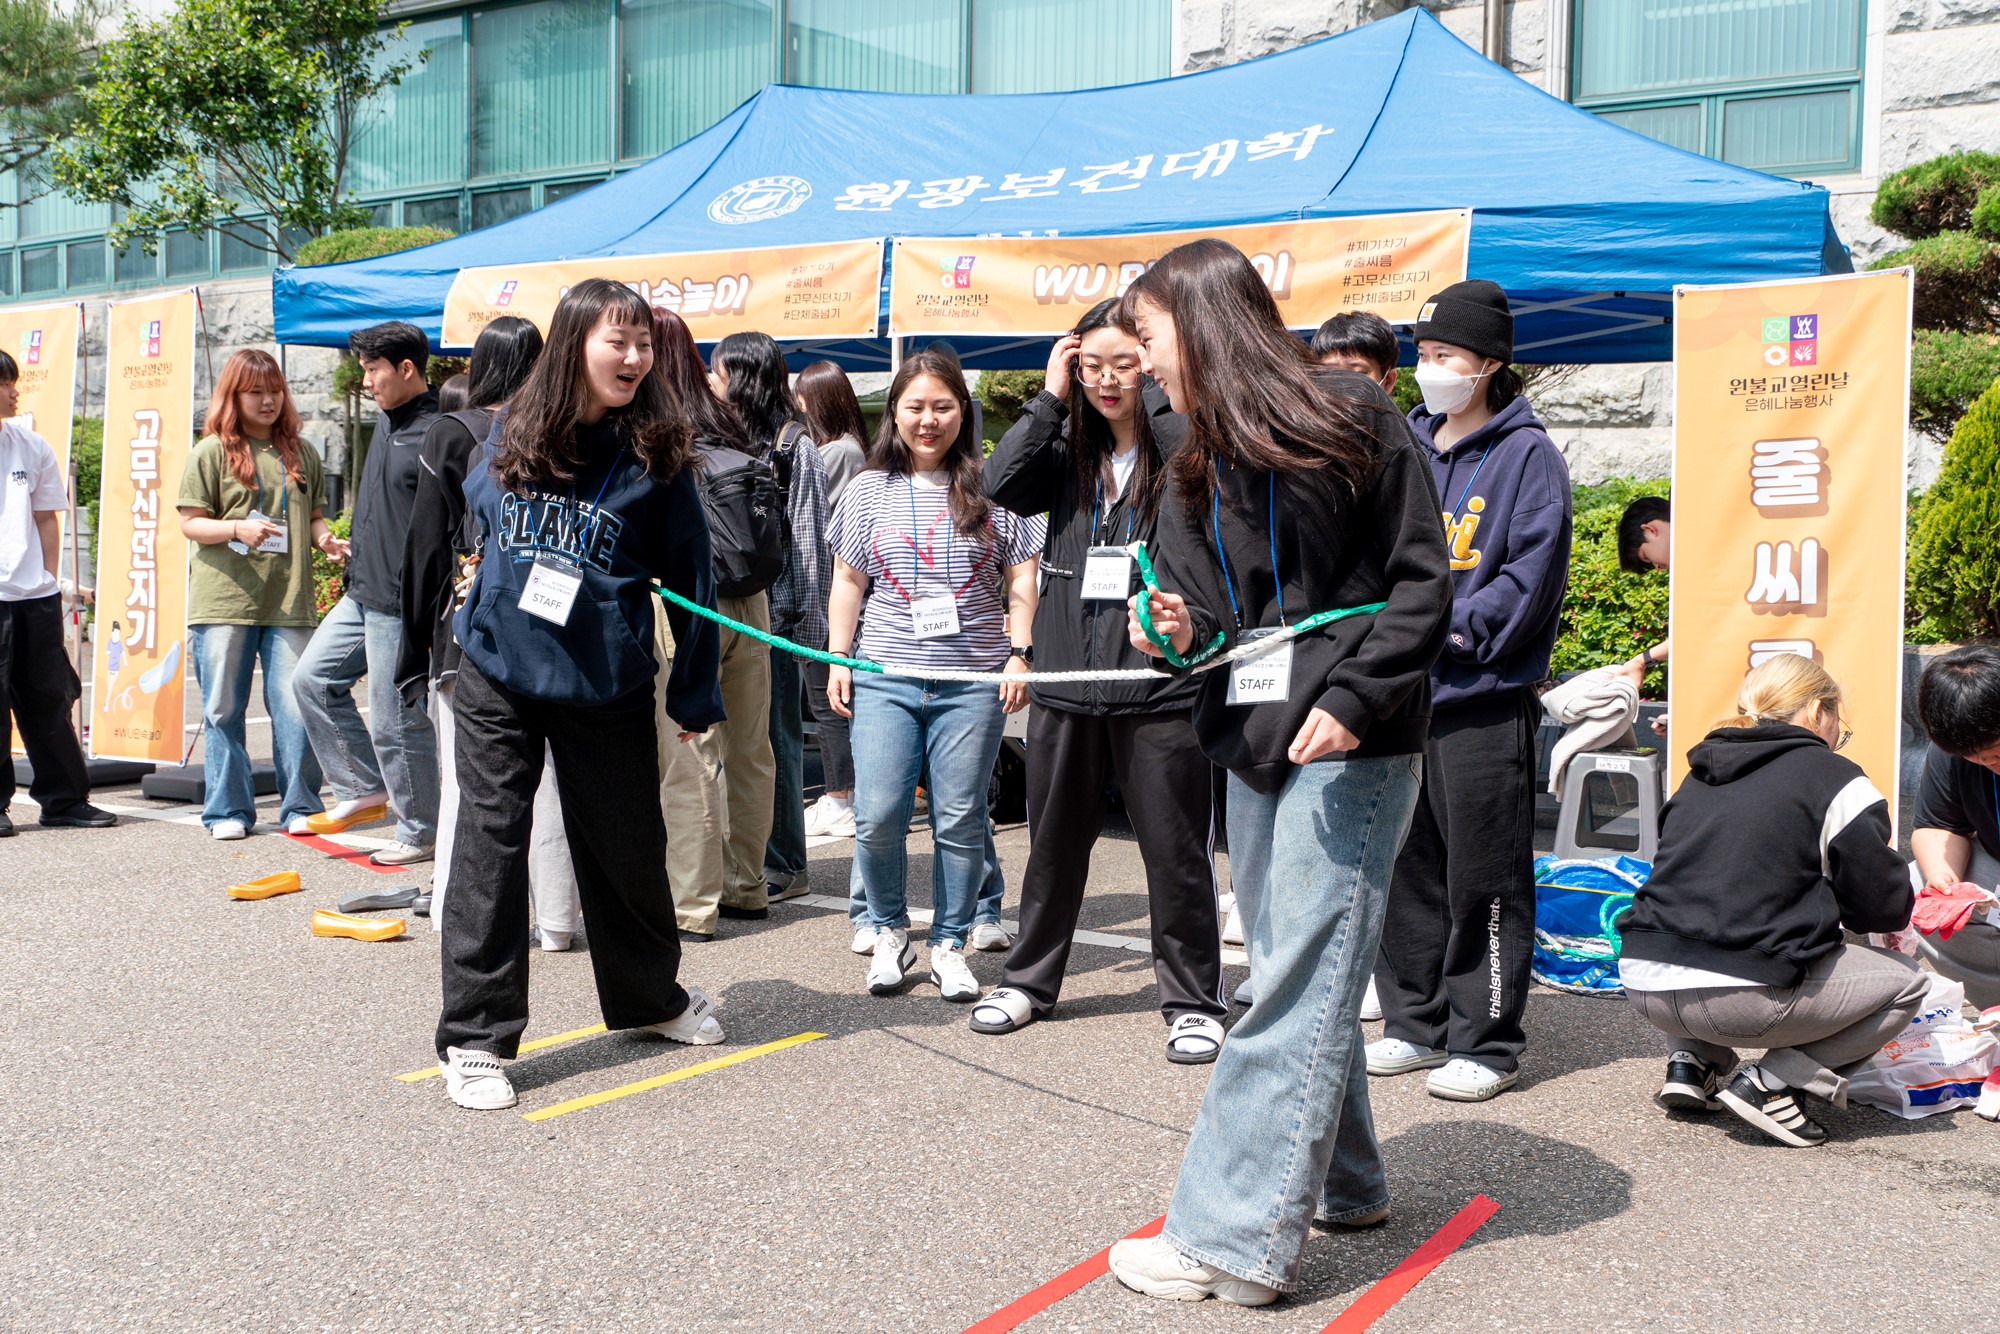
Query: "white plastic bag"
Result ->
[[1850, 974, 1998, 1119]]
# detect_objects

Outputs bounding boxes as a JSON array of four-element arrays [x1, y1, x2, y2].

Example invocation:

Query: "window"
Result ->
[[788, 0, 966, 93], [1574, 0, 1863, 176], [472, 186, 532, 231], [66, 239, 106, 290], [21, 246, 59, 293], [352, 16, 471, 193], [221, 229, 270, 272], [405, 194, 463, 233], [364, 202, 396, 227], [621, 0, 776, 159], [473, 0, 613, 177], [164, 229, 211, 279], [972, 0, 1170, 93], [18, 170, 110, 241], [0, 253, 14, 298], [542, 177, 602, 205], [114, 243, 157, 285]]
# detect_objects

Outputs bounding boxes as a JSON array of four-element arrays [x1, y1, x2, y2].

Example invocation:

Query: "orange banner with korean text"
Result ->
[[91, 290, 198, 763], [1667, 268, 1913, 823], [0, 299, 82, 519], [441, 238, 886, 347], [886, 210, 1470, 338]]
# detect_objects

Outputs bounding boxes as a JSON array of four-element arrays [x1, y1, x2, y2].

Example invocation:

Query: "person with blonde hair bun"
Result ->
[[1616, 653, 1922, 1148]]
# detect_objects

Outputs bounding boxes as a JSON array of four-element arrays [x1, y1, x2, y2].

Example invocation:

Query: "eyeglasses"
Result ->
[[1079, 362, 1141, 387], [1834, 727, 1852, 752]]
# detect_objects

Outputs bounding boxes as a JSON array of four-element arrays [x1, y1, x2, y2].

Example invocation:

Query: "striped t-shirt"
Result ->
[[827, 469, 1045, 672]]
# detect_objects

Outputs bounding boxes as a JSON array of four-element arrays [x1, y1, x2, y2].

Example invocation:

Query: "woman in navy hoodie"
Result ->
[[433, 278, 729, 1112], [1367, 279, 1573, 1103]]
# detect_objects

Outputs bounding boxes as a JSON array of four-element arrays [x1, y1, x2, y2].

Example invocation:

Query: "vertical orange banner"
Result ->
[[92, 290, 198, 762], [1668, 269, 1913, 823], [0, 299, 82, 521]]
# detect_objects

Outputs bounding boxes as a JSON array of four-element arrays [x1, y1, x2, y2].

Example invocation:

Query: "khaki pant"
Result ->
[[653, 593, 775, 932]]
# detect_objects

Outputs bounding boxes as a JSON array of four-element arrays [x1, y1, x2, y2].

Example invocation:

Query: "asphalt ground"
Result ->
[[5, 668, 1995, 1331]]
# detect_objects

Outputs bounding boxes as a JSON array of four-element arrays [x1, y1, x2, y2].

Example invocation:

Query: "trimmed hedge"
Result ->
[[1869, 150, 2000, 239], [1908, 378, 2000, 642], [1912, 329, 2000, 441], [294, 225, 454, 268]]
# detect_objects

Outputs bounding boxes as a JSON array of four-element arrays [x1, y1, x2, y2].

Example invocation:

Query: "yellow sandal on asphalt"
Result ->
[[226, 871, 302, 901], [301, 803, 389, 835], [310, 909, 405, 943]]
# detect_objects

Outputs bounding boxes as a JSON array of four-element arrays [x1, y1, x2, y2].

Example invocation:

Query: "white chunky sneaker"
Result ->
[[1108, 1235, 1278, 1307], [441, 1046, 517, 1111], [641, 986, 725, 1045], [1426, 1057, 1518, 1102], [211, 819, 248, 841], [969, 986, 1034, 1035], [805, 794, 855, 838], [868, 928, 916, 995], [929, 942, 980, 1002], [1360, 976, 1384, 1022], [968, 921, 1012, 952], [850, 924, 879, 955], [1222, 904, 1245, 946], [1366, 1037, 1450, 1077]]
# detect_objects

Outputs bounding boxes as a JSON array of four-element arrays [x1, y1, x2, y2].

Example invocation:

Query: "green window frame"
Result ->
[[1573, 0, 1865, 177]]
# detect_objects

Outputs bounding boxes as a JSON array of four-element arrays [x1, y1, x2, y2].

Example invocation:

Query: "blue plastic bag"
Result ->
[[1533, 854, 1650, 995]]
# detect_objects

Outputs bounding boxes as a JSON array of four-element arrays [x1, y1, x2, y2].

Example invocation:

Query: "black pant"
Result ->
[[1002, 705, 1226, 1022], [1376, 688, 1539, 1072], [437, 658, 690, 1058], [0, 594, 89, 814], [805, 659, 853, 792]]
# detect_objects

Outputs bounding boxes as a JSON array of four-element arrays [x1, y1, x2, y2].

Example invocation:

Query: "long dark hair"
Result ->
[[869, 350, 992, 539], [464, 315, 543, 409], [795, 360, 869, 449], [712, 331, 801, 448], [1065, 298, 1162, 527], [1119, 239, 1380, 511], [494, 278, 693, 492], [648, 307, 755, 456]]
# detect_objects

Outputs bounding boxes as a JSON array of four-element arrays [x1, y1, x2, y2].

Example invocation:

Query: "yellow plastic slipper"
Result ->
[[302, 803, 389, 835], [310, 909, 405, 943], [227, 871, 302, 901]]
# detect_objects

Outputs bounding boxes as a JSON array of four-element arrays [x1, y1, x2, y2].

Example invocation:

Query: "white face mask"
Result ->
[[1414, 362, 1491, 416]]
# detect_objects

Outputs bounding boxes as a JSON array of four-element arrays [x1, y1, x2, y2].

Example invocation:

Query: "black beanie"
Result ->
[[1411, 279, 1513, 364]]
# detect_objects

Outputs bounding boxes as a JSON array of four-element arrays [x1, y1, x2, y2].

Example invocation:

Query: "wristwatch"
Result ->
[[1007, 645, 1034, 665]]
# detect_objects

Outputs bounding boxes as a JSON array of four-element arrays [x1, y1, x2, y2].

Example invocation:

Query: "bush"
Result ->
[[72, 416, 103, 566], [294, 225, 454, 268], [1551, 478, 1671, 697], [1976, 183, 2000, 242], [311, 513, 351, 621], [1907, 378, 2000, 641], [978, 368, 1045, 423], [1869, 151, 2000, 239], [1911, 329, 2000, 441], [1870, 231, 2000, 333]]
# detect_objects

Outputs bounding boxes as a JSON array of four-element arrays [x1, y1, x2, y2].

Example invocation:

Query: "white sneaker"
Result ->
[[968, 921, 1012, 952], [805, 794, 855, 838], [1360, 976, 1383, 1022], [211, 819, 248, 841], [1217, 891, 1236, 917], [930, 942, 980, 1001], [851, 924, 879, 955], [1366, 1037, 1450, 1076], [285, 816, 314, 835], [441, 1046, 517, 1111], [370, 841, 434, 867], [1233, 976, 1253, 1006], [868, 928, 916, 995], [641, 986, 724, 1045], [1108, 1235, 1278, 1307], [1426, 1057, 1518, 1102], [969, 986, 1034, 1034], [1222, 904, 1245, 946], [534, 927, 572, 953]]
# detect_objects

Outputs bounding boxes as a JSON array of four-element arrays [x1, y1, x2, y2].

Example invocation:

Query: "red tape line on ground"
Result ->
[[960, 1216, 1165, 1334], [1319, 1194, 1501, 1333], [283, 831, 405, 876]]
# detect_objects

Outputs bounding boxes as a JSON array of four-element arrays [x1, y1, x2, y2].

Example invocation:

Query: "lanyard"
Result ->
[[251, 445, 289, 524], [1209, 468, 1286, 629], [1090, 477, 1135, 545], [1446, 443, 1494, 520], [908, 475, 952, 600], [571, 446, 627, 559]]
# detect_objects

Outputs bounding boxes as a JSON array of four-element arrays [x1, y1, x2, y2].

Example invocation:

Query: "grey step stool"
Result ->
[[1552, 748, 1667, 864]]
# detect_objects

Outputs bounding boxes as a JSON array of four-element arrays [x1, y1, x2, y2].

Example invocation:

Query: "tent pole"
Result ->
[[889, 337, 903, 373], [1483, 0, 1505, 63]]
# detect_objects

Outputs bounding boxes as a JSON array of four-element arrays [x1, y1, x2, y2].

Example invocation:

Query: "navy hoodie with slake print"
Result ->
[[1406, 395, 1572, 710]]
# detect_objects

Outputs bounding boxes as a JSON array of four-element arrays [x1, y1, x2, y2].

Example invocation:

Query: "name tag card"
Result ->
[[519, 558, 583, 626], [911, 594, 961, 640], [1082, 546, 1135, 600], [229, 509, 288, 556], [1227, 628, 1293, 706]]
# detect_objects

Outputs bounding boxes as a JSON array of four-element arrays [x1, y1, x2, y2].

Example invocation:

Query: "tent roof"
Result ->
[[273, 8, 1848, 365]]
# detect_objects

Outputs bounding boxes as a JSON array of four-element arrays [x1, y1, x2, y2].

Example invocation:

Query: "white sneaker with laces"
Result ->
[[851, 924, 879, 955], [211, 819, 248, 842], [370, 841, 434, 867], [930, 942, 979, 1002], [1366, 1037, 1450, 1076], [1108, 1235, 1278, 1307], [1222, 904, 1245, 946], [868, 927, 916, 995], [968, 921, 1012, 952], [805, 794, 856, 838], [1426, 1057, 1518, 1102], [641, 986, 724, 1045], [441, 1046, 517, 1110], [1360, 976, 1383, 1022]]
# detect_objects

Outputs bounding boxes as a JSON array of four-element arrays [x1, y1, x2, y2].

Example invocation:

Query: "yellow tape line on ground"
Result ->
[[520, 1032, 827, 1122], [394, 1022, 610, 1082]]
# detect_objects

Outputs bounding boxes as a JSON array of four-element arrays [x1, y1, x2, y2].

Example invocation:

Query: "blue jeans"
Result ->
[[849, 672, 1005, 947], [846, 819, 1005, 926], [292, 595, 439, 846], [764, 649, 808, 889], [1164, 753, 1423, 1293], [189, 623, 323, 828]]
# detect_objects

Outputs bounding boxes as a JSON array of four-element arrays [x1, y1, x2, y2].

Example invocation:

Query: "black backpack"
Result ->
[[697, 422, 802, 598]]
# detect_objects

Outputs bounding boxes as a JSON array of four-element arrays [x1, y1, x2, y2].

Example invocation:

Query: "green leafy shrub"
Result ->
[[1907, 378, 2000, 641], [1975, 183, 2000, 242], [427, 356, 469, 388], [1911, 329, 2000, 441], [978, 368, 1045, 423], [311, 513, 351, 621], [72, 415, 103, 565], [294, 225, 453, 268], [1870, 230, 2000, 333], [1869, 151, 2000, 239], [1551, 478, 1671, 697]]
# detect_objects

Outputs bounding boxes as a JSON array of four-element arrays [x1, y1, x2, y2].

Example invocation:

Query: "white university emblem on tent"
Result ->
[[708, 176, 813, 224]]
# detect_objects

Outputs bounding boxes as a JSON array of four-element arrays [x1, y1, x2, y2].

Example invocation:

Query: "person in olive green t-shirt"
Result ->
[[175, 350, 347, 840]]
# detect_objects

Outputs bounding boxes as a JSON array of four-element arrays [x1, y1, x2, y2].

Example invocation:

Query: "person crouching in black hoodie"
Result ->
[[1618, 654, 1921, 1148], [434, 278, 730, 1112], [978, 298, 1228, 1063]]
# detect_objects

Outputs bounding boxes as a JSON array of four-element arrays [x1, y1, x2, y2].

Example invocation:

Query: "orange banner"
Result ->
[[887, 210, 1470, 338], [0, 300, 82, 527], [442, 239, 886, 347], [91, 290, 199, 763], [1667, 269, 1913, 823]]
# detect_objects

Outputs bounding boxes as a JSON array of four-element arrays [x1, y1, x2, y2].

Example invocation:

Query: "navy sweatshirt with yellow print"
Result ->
[[1407, 395, 1572, 710]]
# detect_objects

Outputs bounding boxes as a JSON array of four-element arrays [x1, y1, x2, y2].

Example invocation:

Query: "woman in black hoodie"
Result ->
[[1105, 240, 1452, 1307], [979, 298, 1227, 1063], [1618, 653, 1922, 1148]]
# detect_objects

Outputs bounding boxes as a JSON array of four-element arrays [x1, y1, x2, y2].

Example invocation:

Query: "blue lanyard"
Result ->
[[1090, 477, 1135, 545], [908, 475, 951, 599], [251, 445, 289, 524], [572, 446, 627, 558], [1447, 443, 1494, 519], [1209, 468, 1286, 629]]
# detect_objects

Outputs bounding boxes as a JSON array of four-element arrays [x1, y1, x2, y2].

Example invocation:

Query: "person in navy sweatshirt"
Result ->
[[432, 278, 729, 1113], [1367, 279, 1573, 1103]]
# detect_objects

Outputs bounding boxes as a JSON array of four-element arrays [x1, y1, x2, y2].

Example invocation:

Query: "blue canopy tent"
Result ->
[[273, 8, 1849, 368]]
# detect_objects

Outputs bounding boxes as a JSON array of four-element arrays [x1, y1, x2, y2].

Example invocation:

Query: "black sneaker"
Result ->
[[679, 928, 715, 943], [0, 809, 14, 838], [39, 802, 117, 829], [1657, 1051, 1723, 1113], [1717, 1064, 1826, 1147], [718, 904, 769, 921]]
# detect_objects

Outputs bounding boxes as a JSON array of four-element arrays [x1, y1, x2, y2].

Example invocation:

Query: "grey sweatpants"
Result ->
[[1624, 944, 1928, 1107]]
